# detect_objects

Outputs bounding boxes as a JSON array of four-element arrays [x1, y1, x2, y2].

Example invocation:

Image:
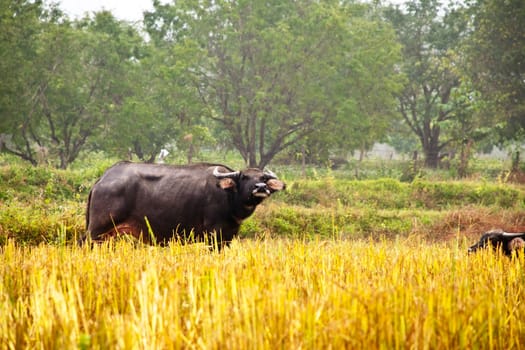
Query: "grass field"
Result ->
[[1, 156, 525, 348], [1, 239, 524, 349], [1, 159, 524, 245]]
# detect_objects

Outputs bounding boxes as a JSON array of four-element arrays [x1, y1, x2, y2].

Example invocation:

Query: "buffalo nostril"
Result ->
[[252, 183, 270, 197]]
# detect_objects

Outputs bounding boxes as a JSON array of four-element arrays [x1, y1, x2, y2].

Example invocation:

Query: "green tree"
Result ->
[[1, 9, 142, 168], [146, 0, 402, 168], [385, 0, 469, 168], [101, 45, 176, 163], [0, 0, 48, 164], [103, 41, 210, 163], [332, 7, 402, 160], [464, 0, 525, 140]]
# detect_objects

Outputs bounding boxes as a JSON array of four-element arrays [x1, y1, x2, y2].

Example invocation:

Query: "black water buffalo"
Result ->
[[80, 161, 285, 248], [468, 230, 525, 256]]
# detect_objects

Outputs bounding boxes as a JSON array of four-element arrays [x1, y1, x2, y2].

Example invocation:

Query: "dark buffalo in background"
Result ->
[[468, 230, 525, 256], [80, 162, 285, 248]]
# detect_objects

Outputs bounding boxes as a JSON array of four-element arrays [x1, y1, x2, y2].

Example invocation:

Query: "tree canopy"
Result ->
[[145, 0, 402, 168], [0, 4, 141, 168], [0, 0, 523, 170], [384, 0, 468, 168], [463, 0, 525, 141]]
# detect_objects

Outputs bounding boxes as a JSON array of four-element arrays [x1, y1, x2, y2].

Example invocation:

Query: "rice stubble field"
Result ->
[[1, 238, 524, 349]]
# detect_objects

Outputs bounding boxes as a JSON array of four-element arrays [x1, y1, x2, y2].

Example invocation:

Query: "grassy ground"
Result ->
[[1, 156, 524, 244], [1, 155, 524, 348], [1, 239, 524, 349]]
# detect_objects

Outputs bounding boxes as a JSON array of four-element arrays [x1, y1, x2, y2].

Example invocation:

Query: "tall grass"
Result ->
[[1, 239, 524, 349]]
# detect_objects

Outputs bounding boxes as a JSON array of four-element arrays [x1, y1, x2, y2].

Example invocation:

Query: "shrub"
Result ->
[[1, 157, 524, 245]]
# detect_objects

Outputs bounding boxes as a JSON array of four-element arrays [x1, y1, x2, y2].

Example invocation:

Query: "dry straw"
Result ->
[[0, 238, 524, 349]]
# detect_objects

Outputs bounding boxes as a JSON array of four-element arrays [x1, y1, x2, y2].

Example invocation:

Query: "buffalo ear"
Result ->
[[267, 179, 285, 191], [218, 178, 236, 190], [509, 237, 525, 252]]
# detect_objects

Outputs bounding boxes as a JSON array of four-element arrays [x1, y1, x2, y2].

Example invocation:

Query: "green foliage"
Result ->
[[249, 204, 427, 240], [384, 0, 476, 168], [410, 180, 523, 209], [0, 7, 144, 168], [1, 0, 521, 171], [0, 160, 97, 244], [0, 164, 89, 202], [463, 0, 525, 138], [0, 199, 83, 245], [246, 175, 524, 240], [2, 157, 523, 245], [0, 0, 45, 138], [276, 177, 524, 211], [145, 0, 402, 168]]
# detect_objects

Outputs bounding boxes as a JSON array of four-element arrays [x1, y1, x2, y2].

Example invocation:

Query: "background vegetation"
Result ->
[[1, 153, 525, 348], [1, 153, 524, 246], [1, 0, 524, 170]]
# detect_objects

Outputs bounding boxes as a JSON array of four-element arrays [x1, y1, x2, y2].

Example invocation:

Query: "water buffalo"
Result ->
[[468, 230, 525, 256], [80, 161, 285, 248]]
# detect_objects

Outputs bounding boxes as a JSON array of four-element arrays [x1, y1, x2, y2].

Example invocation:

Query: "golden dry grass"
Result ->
[[1, 238, 524, 349]]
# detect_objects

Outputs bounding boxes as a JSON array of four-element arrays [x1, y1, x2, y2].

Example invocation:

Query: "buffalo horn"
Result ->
[[213, 166, 240, 179], [502, 232, 525, 237], [263, 169, 278, 179]]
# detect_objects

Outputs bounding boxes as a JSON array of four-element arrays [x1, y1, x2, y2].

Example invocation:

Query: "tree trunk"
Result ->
[[458, 139, 473, 178], [422, 125, 441, 168], [412, 150, 419, 174], [248, 125, 257, 167], [187, 143, 194, 164], [424, 148, 440, 168], [512, 150, 520, 172], [358, 143, 366, 162], [301, 144, 306, 178], [59, 155, 67, 169]]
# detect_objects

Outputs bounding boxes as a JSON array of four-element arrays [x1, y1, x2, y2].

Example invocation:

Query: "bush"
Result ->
[[410, 180, 524, 209], [1, 156, 524, 245], [249, 203, 443, 240], [0, 199, 84, 245], [278, 178, 525, 210]]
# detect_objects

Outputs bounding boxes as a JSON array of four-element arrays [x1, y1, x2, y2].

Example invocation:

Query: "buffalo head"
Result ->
[[468, 230, 525, 256], [213, 166, 285, 206]]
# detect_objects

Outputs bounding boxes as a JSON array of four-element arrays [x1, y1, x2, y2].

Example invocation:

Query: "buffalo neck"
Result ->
[[231, 196, 263, 223]]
